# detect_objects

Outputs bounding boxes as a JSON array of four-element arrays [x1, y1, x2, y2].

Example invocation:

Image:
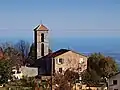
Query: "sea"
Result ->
[[0, 37, 120, 64], [51, 37, 120, 64]]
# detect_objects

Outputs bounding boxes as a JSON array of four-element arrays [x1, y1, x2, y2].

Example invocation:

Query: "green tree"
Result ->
[[82, 53, 118, 84], [0, 59, 12, 84], [81, 69, 101, 85], [0, 41, 31, 84], [28, 43, 35, 60]]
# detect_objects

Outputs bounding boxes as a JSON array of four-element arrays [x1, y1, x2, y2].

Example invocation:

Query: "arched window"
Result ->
[[41, 33, 44, 42], [41, 43, 44, 56]]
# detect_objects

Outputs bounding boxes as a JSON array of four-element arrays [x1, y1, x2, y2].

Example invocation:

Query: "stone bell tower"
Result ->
[[34, 24, 49, 59]]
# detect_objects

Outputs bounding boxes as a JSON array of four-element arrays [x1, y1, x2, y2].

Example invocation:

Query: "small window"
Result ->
[[79, 67, 82, 71], [113, 80, 117, 85], [59, 68, 62, 73], [57, 58, 64, 64], [41, 43, 44, 56], [59, 58, 63, 64], [41, 33, 44, 42], [79, 58, 84, 64]]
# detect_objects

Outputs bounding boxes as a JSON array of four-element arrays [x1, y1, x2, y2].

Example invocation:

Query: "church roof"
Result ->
[[39, 49, 87, 58], [34, 24, 48, 31], [49, 49, 70, 58]]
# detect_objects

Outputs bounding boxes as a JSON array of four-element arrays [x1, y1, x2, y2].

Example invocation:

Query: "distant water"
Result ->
[[51, 37, 120, 63], [1, 37, 120, 63], [51, 37, 120, 53]]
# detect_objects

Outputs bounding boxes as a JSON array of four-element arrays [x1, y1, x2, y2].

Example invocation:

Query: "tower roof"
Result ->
[[34, 24, 48, 31]]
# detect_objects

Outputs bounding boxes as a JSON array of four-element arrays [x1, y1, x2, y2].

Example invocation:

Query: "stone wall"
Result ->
[[54, 51, 87, 73], [21, 66, 38, 77]]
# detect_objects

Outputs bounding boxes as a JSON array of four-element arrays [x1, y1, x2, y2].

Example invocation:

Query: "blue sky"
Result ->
[[0, 0, 120, 40], [0, 0, 120, 52], [1, 0, 120, 60]]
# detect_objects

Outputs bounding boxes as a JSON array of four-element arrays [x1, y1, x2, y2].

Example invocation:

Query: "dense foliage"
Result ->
[[0, 59, 12, 84], [0, 40, 119, 88], [81, 53, 118, 84], [53, 69, 79, 90], [0, 40, 30, 84]]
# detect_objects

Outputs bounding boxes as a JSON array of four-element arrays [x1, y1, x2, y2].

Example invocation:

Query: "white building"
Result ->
[[11, 66, 23, 80], [108, 72, 120, 90], [21, 66, 38, 77], [11, 66, 38, 80]]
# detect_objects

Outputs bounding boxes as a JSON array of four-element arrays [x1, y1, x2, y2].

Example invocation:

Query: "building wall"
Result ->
[[12, 66, 38, 80], [54, 51, 87, 73], [108, 73, 120, 90], [21, 66, 38, 77], [36, 31, 49, 59]]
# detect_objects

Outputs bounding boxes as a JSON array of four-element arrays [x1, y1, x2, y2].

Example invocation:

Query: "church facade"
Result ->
[[33, 24, 88, 75]]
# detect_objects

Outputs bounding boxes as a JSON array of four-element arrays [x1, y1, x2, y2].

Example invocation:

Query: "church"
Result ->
[[32, 24, 88, 76]]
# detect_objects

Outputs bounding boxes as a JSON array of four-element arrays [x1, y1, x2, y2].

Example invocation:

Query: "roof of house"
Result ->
[[34, 24, 48, 31], [33, 49, 87, 64], [49, 49, 70, 58], [108, 72, 120, 79], [39, 49, 87, 59]]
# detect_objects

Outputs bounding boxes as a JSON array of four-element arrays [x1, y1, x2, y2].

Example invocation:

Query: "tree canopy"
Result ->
[[52, 69, 79, 90], [81, 53, 118, 84], [0, 40, 31, 84], [0, 59, 12, 84]]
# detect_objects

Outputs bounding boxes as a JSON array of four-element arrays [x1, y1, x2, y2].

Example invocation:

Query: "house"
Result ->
[[50, 49, 87, 74], [33, 49, 87, 76], [108, 72, 120, 90]]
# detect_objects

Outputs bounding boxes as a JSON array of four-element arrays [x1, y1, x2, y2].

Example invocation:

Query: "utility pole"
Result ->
[[78, 63, 82, 89], [51, 58, 53, 90]]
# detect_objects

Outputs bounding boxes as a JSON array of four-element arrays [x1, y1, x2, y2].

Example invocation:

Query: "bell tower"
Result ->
[[34, 24, 49, 59]]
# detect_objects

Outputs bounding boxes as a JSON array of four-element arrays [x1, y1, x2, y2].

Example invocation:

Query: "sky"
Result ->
[[0, 0, 120, 53]]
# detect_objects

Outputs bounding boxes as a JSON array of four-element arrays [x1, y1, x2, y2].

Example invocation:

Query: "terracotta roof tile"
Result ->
[[37, 49, 70, 59], [50, 49, 70, 57], [34, 24, 48, 31], [37, 49, 87, 59], [48, 49, 87, 58]]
